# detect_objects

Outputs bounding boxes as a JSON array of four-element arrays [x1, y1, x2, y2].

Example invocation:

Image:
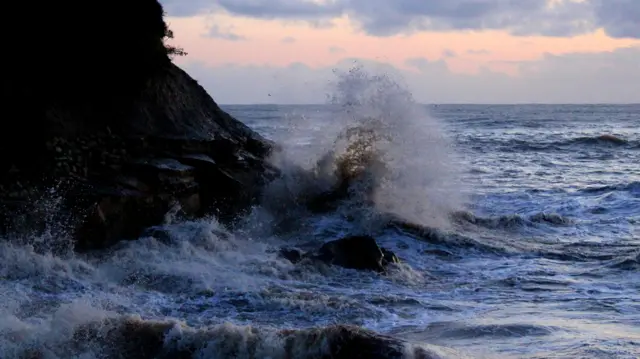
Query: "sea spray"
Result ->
[[2, 313, 461, 358], [0, 208, 433, 358], [261, 63, 466, 231], [0, 100, 637, 358]]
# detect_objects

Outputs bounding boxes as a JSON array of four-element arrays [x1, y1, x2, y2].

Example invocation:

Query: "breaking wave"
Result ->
[[2, 314, 461, 359], [0, 64, 474, 359], [453, 211, 574, 229], [465, 134, 637, 153], [262, 64, 466, 232], [1, 64, 639, 359]]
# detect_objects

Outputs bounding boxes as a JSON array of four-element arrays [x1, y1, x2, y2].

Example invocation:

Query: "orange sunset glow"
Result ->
[[160, 1, 640, 103], [167, 14, 638, 74]]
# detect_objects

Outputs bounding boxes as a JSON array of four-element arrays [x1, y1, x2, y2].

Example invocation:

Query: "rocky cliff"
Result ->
[[0, 0, 278, 250]]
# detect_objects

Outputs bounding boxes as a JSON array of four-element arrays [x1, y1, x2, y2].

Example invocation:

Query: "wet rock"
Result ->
[[0, 1, 278, 250], [177, 153, 250, 220], [313, 235, 399, 272], [279, 247, 304, 264], [141, 227, 174, 244], [124, 158, 196, 191], [73, 187, 184, 250]]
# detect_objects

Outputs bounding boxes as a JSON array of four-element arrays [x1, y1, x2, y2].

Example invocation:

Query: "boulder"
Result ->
[[0, 1, 278, 250], [279, 247, 305, 264], [314, 235, 400, 272], [280, 235, 400, 272]]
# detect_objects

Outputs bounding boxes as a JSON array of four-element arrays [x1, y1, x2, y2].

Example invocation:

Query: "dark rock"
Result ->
[[73, 186, 197, 251], [142, 227, 173, 245], [279, 247, 304, 264], [0, 1, 278, 250], [382, 247, 401, 265], [124, 158, 196, 191], [313, 235, 399, 272], [177, 153, 252, 220]]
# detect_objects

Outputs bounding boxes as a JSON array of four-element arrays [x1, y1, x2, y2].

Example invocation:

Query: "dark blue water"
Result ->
[[226, 103, 640, 358], [1, 102, 638, 358]]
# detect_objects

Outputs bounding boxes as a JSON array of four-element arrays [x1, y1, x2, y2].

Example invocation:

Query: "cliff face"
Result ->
[[0, 0, 278, 250]]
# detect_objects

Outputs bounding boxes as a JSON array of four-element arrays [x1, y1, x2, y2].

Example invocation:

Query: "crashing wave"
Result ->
[[1, 315, 463, 359]]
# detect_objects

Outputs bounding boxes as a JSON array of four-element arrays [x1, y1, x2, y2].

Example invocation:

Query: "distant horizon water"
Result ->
[[1, 87, 638, 358], [221, 102, 640, 106]]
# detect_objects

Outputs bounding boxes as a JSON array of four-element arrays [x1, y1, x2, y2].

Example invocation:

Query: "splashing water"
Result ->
[[2, 66, 639, 359], [0, 64, 470, 359], [263, 64, 465, 231]]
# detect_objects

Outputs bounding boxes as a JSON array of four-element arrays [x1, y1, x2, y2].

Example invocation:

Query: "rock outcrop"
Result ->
[[280, 235, 400, 272], [314, 235, 400, 272], [0, 0, 278, 250]]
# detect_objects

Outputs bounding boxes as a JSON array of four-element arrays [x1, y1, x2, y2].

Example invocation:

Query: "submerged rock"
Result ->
[[0, 1, 278, 250], [279, 247, 305, 264]]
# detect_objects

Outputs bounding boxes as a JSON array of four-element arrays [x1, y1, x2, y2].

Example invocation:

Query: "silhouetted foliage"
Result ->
[[163, 28, 188, 58]]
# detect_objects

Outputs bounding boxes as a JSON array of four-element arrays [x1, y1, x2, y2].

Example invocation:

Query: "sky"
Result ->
[[160, 0, 640, 104]]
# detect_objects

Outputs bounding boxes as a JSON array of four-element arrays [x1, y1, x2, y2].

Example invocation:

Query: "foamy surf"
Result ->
[[2, 313, 465, 359], [263, 64, 465, 231], [2, 66, 639, 359]]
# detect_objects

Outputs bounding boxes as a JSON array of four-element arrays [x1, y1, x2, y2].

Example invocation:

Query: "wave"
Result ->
[[3, 63, 636, 359], [0, 218, 444, 359], [452, 211, 574, 229], [415, 321, 559, 340], [0, 64, 472, 359], [0, 314, 464, 359], [260, 64, 466, 232], [388, 212, 640, 264], [465, 134, 637, 153], [386, 219, 512, 255], [569, 134, 630, 146], [604, 252, 640, 271], [578, 181, 640, 195]]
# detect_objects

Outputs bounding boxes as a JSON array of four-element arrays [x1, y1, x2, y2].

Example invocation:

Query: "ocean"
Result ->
[[0, 71, 638, 358]]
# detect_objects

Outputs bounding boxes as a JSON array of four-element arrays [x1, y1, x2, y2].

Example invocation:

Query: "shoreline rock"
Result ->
[[0, 2, 278, 250], [280, 235, 400, 273]]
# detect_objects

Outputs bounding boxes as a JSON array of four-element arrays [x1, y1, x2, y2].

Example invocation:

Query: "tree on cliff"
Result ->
[[163, 28, 187, 58]]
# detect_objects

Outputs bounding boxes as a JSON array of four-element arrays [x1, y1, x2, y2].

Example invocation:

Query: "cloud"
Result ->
[[467, 49, 491, 55], [328, 46, 345, 54], [405, 57, 435, 71], [160, 0, 640, 39], [218, 0, 343, 19], [591, 0, 640, 38], [342, 0, 594, 37], [442, 49, 456, 58], [179, 45, 640, 104], [160, 0, 213, 17], [208, 25, 246, 41], [281, 36, 296, 43]]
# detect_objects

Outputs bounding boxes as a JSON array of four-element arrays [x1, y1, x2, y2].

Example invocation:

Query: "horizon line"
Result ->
[[220, 102, 640, 106]]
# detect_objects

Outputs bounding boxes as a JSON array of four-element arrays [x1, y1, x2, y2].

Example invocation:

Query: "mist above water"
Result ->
[[264, 63, 466, 230]]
